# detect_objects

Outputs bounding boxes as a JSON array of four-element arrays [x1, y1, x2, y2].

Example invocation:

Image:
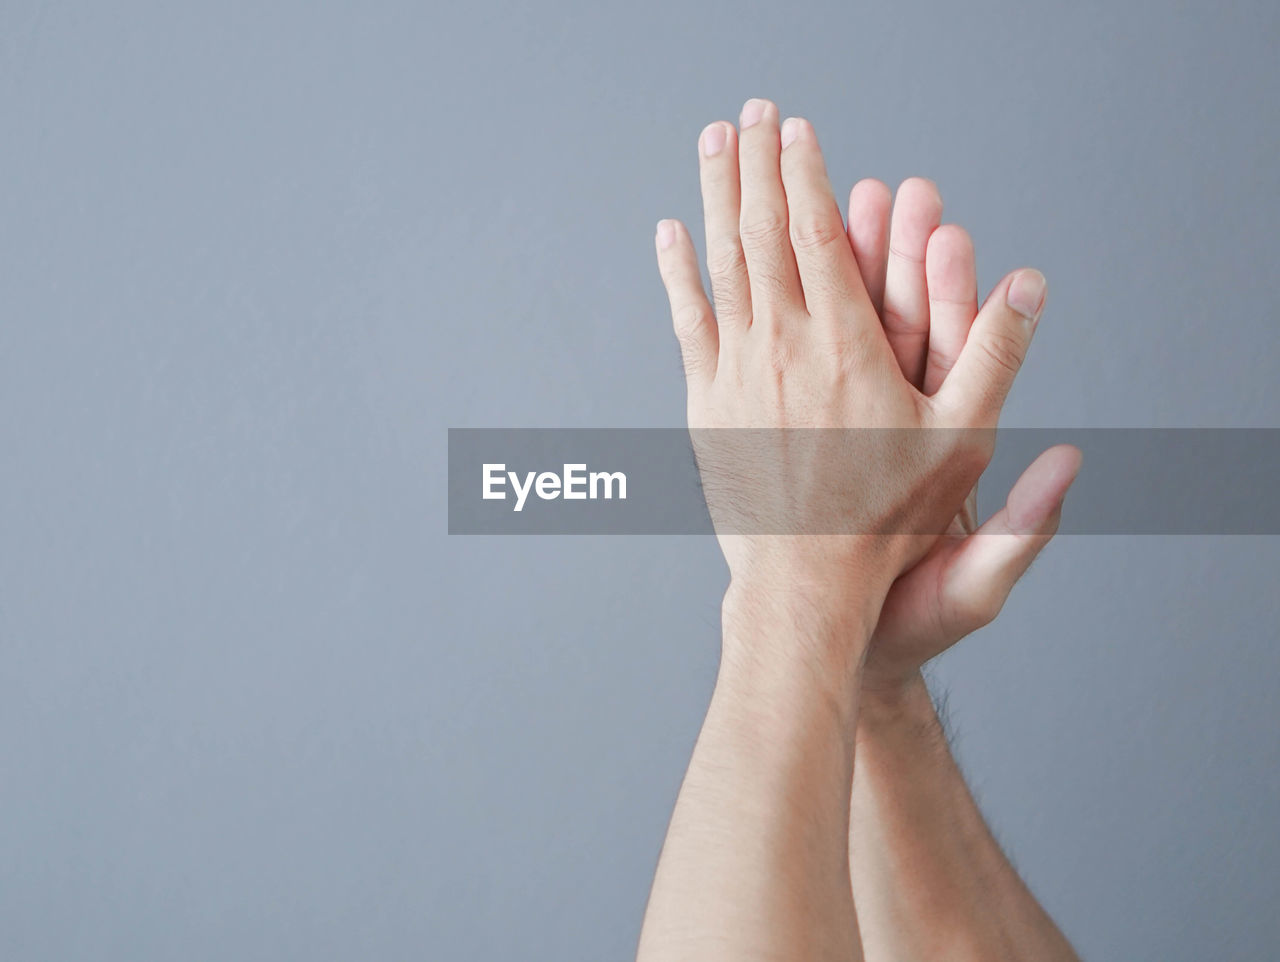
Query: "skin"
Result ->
[[638, 100, 1078, 962], [848, 177, 1083, 961]]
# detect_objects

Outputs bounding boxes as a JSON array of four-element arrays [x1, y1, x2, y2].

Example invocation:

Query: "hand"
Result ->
[[655, 101, 1051, 663], [841, 176, 1081, 691]]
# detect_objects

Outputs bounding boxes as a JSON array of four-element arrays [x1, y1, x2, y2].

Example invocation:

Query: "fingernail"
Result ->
[[701, 122, 726, 157], [780, 117, 800, 149], [740, 98, 767, 129], [656, 219, 677, 250], [1007, 269, 1047, 321]]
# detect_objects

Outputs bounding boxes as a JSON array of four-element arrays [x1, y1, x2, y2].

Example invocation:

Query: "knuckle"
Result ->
[[711, 287, 751, 325], [706, 238, 748, 283], [888, 242, 927, 266], [738, 208, 789, 247], [789, 214, 846, 255], [798, 266, 848, 307], [976, 329, 1027, 378], [672, 303, 710, 340], [881, 303, 926, 335], [750, 264, 795, 302], [926, 345, 957, 379]]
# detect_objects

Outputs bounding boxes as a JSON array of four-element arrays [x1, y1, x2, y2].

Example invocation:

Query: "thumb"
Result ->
[[938, 268, 1047, 427], [938, 444, 1081, 635]]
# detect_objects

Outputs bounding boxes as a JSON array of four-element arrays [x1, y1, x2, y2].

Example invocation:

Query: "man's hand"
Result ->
[[842, 176, 1082, 962], [868, 444, 1079, 688], [840, 176, 1082, 690], [638, 99, 1059, 962], [655, 103, 1052, 677]]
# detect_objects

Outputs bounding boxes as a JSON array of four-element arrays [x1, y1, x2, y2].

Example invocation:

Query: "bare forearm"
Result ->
[[849, 672, 1078, 962], [647, 95, 1055, 959], [637, 580, 881, 962]]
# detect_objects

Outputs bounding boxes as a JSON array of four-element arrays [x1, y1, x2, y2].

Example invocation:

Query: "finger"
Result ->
[[922, 225, 978, 396], [736, 98, 804, 325], [938, 444, 1082, 634], [656, 219, 718, 387], [846, 178, 891, 317], [936, 268, 1047, 426], [883, 178, 943, 388], [778, 117, 873, 329], [698, 121, 750, 338]]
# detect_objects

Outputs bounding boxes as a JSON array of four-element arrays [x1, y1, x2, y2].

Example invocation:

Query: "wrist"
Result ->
[[718, 574, 881, 718], [856, 670, 944, 746], [861, 658, 931, 697], [722, 537, 900, 631], [722, 574, 882, 653], [859, 668, 929, 709]]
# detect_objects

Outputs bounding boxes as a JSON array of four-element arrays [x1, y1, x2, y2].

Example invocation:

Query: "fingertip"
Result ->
[[926, 223, 973, 257], [925, 224, 976, 287], [1006, 268, 1048, 321], [1007, 444, 1082, 534], [850, 177, 891, 202], [889, 178, 944, 252], [1053, 443, 1084, 483], [655, 218, 679, 252], [656, 218, 698, 262], [897, 176, 943, 213], [938, 264, 1045, 421], [740, 97, 775, 130], [849, 178, 892, 222], [699, 121, 727, 158], [780, 116, 807, 150]]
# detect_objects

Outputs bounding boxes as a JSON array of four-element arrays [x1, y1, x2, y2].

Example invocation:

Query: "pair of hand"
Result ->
[[655, 99, 1080, 691]]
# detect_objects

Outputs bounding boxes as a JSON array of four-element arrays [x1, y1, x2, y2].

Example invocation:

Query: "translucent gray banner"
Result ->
[[448, 429, 1280, 535]]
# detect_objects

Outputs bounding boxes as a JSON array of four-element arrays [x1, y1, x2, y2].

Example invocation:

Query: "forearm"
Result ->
[[637, 579, 882, 962], [849, 672, 1078, 962]]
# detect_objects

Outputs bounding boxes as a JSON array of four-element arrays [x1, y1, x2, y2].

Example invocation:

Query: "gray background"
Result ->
[[1, 0, 1277, 959]]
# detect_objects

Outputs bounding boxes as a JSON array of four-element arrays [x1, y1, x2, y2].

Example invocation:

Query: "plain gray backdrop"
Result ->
[[2, 0, 1278, 959]]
